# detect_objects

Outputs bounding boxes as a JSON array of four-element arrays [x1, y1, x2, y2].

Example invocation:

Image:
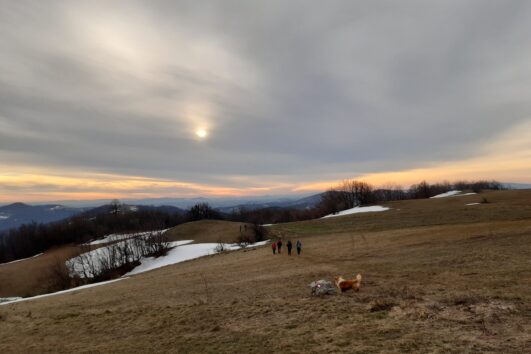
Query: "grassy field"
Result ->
[[0, 245, 80, 298], [165, 219, 251, 243], [1, 190, 530, 353], [0, 220, 249, 298]]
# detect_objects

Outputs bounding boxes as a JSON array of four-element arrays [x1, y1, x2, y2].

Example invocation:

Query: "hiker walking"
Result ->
[[272, 241, 277, 254], [277, 239, 282, 254], [287, 240, 293, 256], [296, 240, 302, 255]]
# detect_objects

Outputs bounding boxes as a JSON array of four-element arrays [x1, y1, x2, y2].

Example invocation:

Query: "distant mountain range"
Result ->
[[34, 193, 317, 209], [80, 204, 185, 218], [0, 193, 323, 232], [2, 183, 530, 232], [0, 203, 87, 232], [504, 182, 531, 189], [215, 193, 324, 213]]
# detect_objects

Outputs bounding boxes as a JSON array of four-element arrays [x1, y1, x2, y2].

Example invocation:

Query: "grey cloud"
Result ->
[[1, 0, 531, 188]]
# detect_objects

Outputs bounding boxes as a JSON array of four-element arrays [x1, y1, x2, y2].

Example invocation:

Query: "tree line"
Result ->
[[227, 179, 504, 225], [0, 206, 183, 264]]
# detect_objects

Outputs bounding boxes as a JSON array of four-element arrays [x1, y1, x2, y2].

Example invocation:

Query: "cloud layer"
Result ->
[[1, 1, 530, 200]]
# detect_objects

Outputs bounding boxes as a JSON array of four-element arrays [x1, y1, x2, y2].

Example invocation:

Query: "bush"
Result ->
[[252, 223, 268, 242], [186, 203, 221, 221]]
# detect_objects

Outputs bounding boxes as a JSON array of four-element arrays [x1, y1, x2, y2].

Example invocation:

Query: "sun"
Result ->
[[195, 129, 208, 139]]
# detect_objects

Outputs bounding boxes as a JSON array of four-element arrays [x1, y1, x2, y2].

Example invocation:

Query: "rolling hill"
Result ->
[[1, 189, 530, 353], [0, 203, 85, 232]]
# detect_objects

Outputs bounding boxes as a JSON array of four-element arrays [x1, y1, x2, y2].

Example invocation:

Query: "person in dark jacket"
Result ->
[[296, 240, 302, 255], [286, 240, 293, 256], [276, 239, 282, 254], [272, 241, 277, 254]]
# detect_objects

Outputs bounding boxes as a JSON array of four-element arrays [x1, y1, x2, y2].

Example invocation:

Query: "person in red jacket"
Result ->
[[271, 241, 277, 254]]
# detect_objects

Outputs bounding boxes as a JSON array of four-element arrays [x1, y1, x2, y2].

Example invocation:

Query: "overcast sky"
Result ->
[[1, 0, 530, 202]]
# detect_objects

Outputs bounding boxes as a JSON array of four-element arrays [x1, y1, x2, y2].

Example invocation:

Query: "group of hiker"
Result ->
[[271, 238, 302, 256]]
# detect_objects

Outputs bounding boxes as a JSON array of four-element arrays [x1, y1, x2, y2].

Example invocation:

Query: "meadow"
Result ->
[[1, 190, 530, 353]]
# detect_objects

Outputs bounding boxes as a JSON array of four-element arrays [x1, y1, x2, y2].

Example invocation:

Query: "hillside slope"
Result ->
[[0, 203, 84, 232], [164, 220, 251, 244], [1, 190, 530, 353]]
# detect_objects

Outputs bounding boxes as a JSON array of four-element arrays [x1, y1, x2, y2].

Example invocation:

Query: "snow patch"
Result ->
[[430, 190, 462, 198], [0, 278, 127, 306], [0, 214, 9, 220], [0, 297, 22, 304], [322, 205, 390, 219], [85, 229, 169, 246], [430, 191, 477, 198], [125, 240, 269, 276], [67, 237, 187, 278], [0, 253, 43, 266], [465, 203, 481, 206], [48, 206, 64, 211]]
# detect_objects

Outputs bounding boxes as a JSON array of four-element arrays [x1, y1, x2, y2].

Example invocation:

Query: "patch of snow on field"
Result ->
[[0, 214, 9, 219], [0, 253, 43, 266], [430, 190, 462, 198], [67, 238, 191, 278], [465, 203, 481, 206], [0, 297, 22, 303], [0, 278, 127, 306], [85, 229, 169, 246], [322, 206, 390, 218], [431, 191, 478, 198], [125, 240, 269, 276]]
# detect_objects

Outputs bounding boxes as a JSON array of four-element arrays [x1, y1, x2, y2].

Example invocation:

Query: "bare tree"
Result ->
[[319, 189, 346, 215], [110, 199, 121, 216], [338, 179, 375, 208]]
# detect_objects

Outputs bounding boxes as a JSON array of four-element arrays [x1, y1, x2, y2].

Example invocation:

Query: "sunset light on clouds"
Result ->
[[1, 1, 530, 203]]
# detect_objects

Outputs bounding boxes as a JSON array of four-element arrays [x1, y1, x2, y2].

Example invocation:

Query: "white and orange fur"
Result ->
[[334, 274, 362, 292]]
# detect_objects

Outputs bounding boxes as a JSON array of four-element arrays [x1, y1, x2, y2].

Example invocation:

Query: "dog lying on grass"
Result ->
[[334, 274, 362, 292]]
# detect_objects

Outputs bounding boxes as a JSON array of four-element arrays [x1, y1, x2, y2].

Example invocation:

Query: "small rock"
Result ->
[[309, 280, 336, 296]]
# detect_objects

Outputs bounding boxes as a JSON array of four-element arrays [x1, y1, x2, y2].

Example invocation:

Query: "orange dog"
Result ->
[[334, 274, 362, 292]]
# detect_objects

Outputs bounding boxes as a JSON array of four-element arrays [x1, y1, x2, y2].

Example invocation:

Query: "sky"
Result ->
[[1, 0, 531, 202]]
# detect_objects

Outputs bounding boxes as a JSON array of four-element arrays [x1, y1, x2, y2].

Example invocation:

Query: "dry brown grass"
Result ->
[[0, 220, 249, 298], [0, 190, 530, 353], [0, 246, 80, 298], [165, 219, 252, 244]]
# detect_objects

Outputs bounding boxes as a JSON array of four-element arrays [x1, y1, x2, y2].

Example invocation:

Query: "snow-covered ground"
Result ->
[[85, 229, 169, 246], [68, 238, 269, 278], [430, 190, 477, 198], [0, 278, 127, 306], [322, 205, 390, 219], [125, 240, 268, 276], [0, 297, 22, 304], [0, 253, 43, 266], [430, 190, 462, 198], [68, 236, 183, 278]]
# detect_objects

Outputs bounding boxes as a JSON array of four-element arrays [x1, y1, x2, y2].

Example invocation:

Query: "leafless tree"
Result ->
[[338, 179, 375, 208]]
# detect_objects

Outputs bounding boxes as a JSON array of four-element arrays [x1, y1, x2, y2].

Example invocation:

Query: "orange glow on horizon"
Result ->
[[0, 118, 530, 203]]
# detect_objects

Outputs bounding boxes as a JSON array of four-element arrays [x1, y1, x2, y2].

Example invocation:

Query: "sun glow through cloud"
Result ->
[[195, 129, 208, 139]]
